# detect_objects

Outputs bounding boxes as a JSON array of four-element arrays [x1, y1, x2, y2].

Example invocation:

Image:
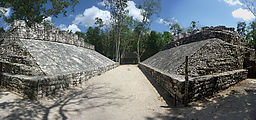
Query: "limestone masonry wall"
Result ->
[[0, 37, 45, 76], [163, 26, 248, 50], [189, 69, 247, 101], [139, 63, 248, 103], [139, 63, 185, 102], [0, 64, 117, 99], [176, 39, 245, 77], [0, 20, 94, 50]]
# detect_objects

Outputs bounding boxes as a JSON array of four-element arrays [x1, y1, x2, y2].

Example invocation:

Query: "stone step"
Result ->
[[0, 72, 38, 99], [0, 61, 44, 76], [0, 54, 34, 66]]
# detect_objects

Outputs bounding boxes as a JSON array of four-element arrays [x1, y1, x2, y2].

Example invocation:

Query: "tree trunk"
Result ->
[[117, 27, 121, 63], [116, 22, 121, 64], [137, 32, 141, 63], [115, 33, 119, 63]]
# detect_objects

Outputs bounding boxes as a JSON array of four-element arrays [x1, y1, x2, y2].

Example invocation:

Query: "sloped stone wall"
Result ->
[[176, 39, 245, 77], [20, 39, 115, 76], [142, 40, 209, 74]]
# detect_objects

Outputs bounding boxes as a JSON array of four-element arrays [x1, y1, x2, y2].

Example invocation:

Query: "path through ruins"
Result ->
[[0, 65, 255, 120]]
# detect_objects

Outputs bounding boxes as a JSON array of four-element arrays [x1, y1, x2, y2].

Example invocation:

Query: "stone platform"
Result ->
[[139, 26, 255, 104], [0, 20, 117, 99]]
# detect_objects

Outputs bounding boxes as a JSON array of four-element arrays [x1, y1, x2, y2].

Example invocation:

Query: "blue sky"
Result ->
[[1, 0, 255, 33]]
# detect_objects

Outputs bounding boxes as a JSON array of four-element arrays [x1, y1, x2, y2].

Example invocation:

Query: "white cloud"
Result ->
[[223, 0, 243, 6], [43, 16, 52, 22], [73, 1, 145, 27], [4, 8, 10, 17], [73, 6, 111, 27], [98, 1, 105, 6], [232, 8, 255, 21], [125, 1, 144, 22], [158, 18, 164, 24], [58, 24, 81, 33], [0, 7, 10, 17], [157, 17, 178, 26]]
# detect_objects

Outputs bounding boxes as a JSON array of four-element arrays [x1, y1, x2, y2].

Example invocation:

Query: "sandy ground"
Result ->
[[0, 65, 255, 120]]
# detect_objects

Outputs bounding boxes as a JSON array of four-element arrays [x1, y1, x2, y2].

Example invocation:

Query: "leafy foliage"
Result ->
[[237, 21, 256, 50], [245, 21, 256, 49], [135, 0, 161, 62], [0, 27, 4, 33], [237, 21, 247, 37], [104, 0, 129, 62], [141, 31, 161, 60], [170, 23, 182, 36], [0, 0, 79, 26]]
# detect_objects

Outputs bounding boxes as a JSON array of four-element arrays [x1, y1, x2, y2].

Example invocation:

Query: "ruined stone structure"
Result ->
[[0, 20, 117, 99], [139, 26, 256, 104]]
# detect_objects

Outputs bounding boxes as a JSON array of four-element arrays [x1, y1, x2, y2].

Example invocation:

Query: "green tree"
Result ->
[[86, 27, 104, 54], [246, 21, 256, 49], [75, 31, 86, 41], [105, 0, 128, 63], [160, 31, 172, 49], [237, 21, 247, 37], [0, 0, 79, 26], [187, 21, 200, 32], [141, 31, 161, 60], [120, 16, 136, 60], [135, 0, 161, 63], [0, 27, 4, 33], [95, 17, 104, 28], [170, 23, 182, 36]]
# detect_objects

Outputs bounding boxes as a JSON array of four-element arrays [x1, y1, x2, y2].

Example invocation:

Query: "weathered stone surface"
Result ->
[[177, 39, 246, 77], [0, 20, 117, 99], [142, 39, 211, 77], [0, 63, 117, 99], [139, 26, 255, 104], [163, 26, 248, 50], [139, 64, 248, 103], [20, 39, 114, 76], [0, 20, 94, 50]]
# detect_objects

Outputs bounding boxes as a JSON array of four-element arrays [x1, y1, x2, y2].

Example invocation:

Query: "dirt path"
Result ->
[[0, 65, 170, 120], [0, 65, 255, 120]]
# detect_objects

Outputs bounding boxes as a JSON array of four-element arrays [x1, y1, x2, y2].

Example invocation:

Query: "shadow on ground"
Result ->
[[0, 83, 126, 120], [140, 66, 256, 120]]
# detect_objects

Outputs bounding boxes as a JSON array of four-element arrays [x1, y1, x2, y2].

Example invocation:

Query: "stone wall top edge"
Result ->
[[163, 26, 247, 50], [190, 69, 248, 82], [5, 20, 95, 50], [139, 63, 185, 82]]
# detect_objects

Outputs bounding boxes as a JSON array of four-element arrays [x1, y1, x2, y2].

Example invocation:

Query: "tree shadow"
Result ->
[[144, 79, 256, 120], [0, 83, 126, 120]]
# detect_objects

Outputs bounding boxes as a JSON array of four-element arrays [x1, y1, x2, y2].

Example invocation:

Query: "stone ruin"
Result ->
[[139, 26, 256, 104], [0, 20, 117, 99]]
